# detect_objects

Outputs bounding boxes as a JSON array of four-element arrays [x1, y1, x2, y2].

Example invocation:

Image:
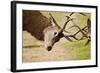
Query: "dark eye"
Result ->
[[54, 32, 57, 35]]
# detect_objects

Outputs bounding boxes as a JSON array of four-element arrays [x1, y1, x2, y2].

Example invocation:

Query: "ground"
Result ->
[[22, 31, 90, 63]]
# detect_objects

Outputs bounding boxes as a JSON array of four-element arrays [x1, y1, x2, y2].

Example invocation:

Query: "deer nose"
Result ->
[[47, 46, 52, 51]]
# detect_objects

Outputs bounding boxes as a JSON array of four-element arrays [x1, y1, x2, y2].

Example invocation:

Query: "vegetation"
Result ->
[[61, 39, 91, 60]]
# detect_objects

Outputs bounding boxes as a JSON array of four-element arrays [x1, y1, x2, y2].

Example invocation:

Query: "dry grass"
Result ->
[[22, 31, 90, 63]]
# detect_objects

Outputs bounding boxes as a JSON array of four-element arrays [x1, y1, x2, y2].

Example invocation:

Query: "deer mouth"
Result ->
[[47, 46, 52, 51]]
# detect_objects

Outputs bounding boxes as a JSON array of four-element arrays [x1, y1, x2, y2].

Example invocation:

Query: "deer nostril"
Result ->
[[54, 32, 57, 35], [47, 46, 52, 51]]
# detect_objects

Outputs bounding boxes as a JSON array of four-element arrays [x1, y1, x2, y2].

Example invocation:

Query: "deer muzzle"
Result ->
[[47, 46, 52, 51]]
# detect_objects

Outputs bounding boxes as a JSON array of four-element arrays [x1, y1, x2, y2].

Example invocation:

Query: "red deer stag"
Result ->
[[23, 10, 78, 51]]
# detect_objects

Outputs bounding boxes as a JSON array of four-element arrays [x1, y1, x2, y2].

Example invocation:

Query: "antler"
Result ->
[[60, 12, 76, 33], [60, 18, 75, 32], [65, 12, 91, 45], [68, 12, 86, 16], [49, 13, 70, 33], [61, 18, 76, 42], [59, 12, 77, 41], [62, 12, 84, 41], [60, 12, 78, 41], [68, 18, 91, 45]]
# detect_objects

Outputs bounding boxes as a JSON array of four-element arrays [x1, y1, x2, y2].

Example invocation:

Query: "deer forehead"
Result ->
[[43, 26, 60, 34]]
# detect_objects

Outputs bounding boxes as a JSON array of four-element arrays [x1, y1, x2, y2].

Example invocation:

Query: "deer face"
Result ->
[[43, 26, 63, 51], [43, 13, 74, 51]]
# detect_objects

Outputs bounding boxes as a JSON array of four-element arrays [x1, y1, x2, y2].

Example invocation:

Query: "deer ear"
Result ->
[[87, 19, 91, 25], [87, 18, 91, 32], [49, 17, 56, 26]]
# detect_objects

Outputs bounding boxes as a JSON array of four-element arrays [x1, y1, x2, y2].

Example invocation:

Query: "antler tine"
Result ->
[[61, 12, 76, 41], [66, 12, 74, 20], [62, 12, 77, 41], [61, 18, 75, 32], [64, 12, 77, 31], [67, 20, 88, 36], [65, 13, 90, 44], [49, 13, 70, 33], [74, 25, 87, 37], [62, 18, 79, 41], [70, 25, 88, 40], [64, 34, 79, 40], [79, 13, 86, 16], [66, 15, 88, 38], [63, 12, 88, 41], [69, 12, 74, 16], [75, 25, 88, 39], [49, 13, 60, 27], [66, 12, 86, 19], [69, 18, 91, 45], [69, 12, 86, 16], [63, 35, 73, 42]]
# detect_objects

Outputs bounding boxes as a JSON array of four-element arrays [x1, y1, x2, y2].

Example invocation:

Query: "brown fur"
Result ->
[[23, 10, 52, 41]]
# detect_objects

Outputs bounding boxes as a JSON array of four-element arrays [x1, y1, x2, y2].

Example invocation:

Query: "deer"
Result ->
[[23, 10, 79, 51], [23, 10, 89, 51]]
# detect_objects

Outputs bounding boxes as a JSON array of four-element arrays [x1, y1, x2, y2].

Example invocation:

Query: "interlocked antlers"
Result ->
[[49, 13, 75, 41], [49, 12, 91, 45], [67, 12, 91, 45]]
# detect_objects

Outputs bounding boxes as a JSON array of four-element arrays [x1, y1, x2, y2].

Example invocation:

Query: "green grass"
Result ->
[[76, 13, 91, 27], [61, 39, 91, 60]]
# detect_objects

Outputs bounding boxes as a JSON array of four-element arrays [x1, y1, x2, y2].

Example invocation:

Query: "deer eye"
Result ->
[[54, 32, 57, 35]]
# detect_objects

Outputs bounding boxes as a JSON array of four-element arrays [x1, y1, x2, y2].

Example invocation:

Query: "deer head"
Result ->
[[43, 12, 88, 51], [43, 13, 73, 51]]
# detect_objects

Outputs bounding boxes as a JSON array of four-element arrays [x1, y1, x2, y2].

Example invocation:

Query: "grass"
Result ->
[[61, 39, 91, 60]]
